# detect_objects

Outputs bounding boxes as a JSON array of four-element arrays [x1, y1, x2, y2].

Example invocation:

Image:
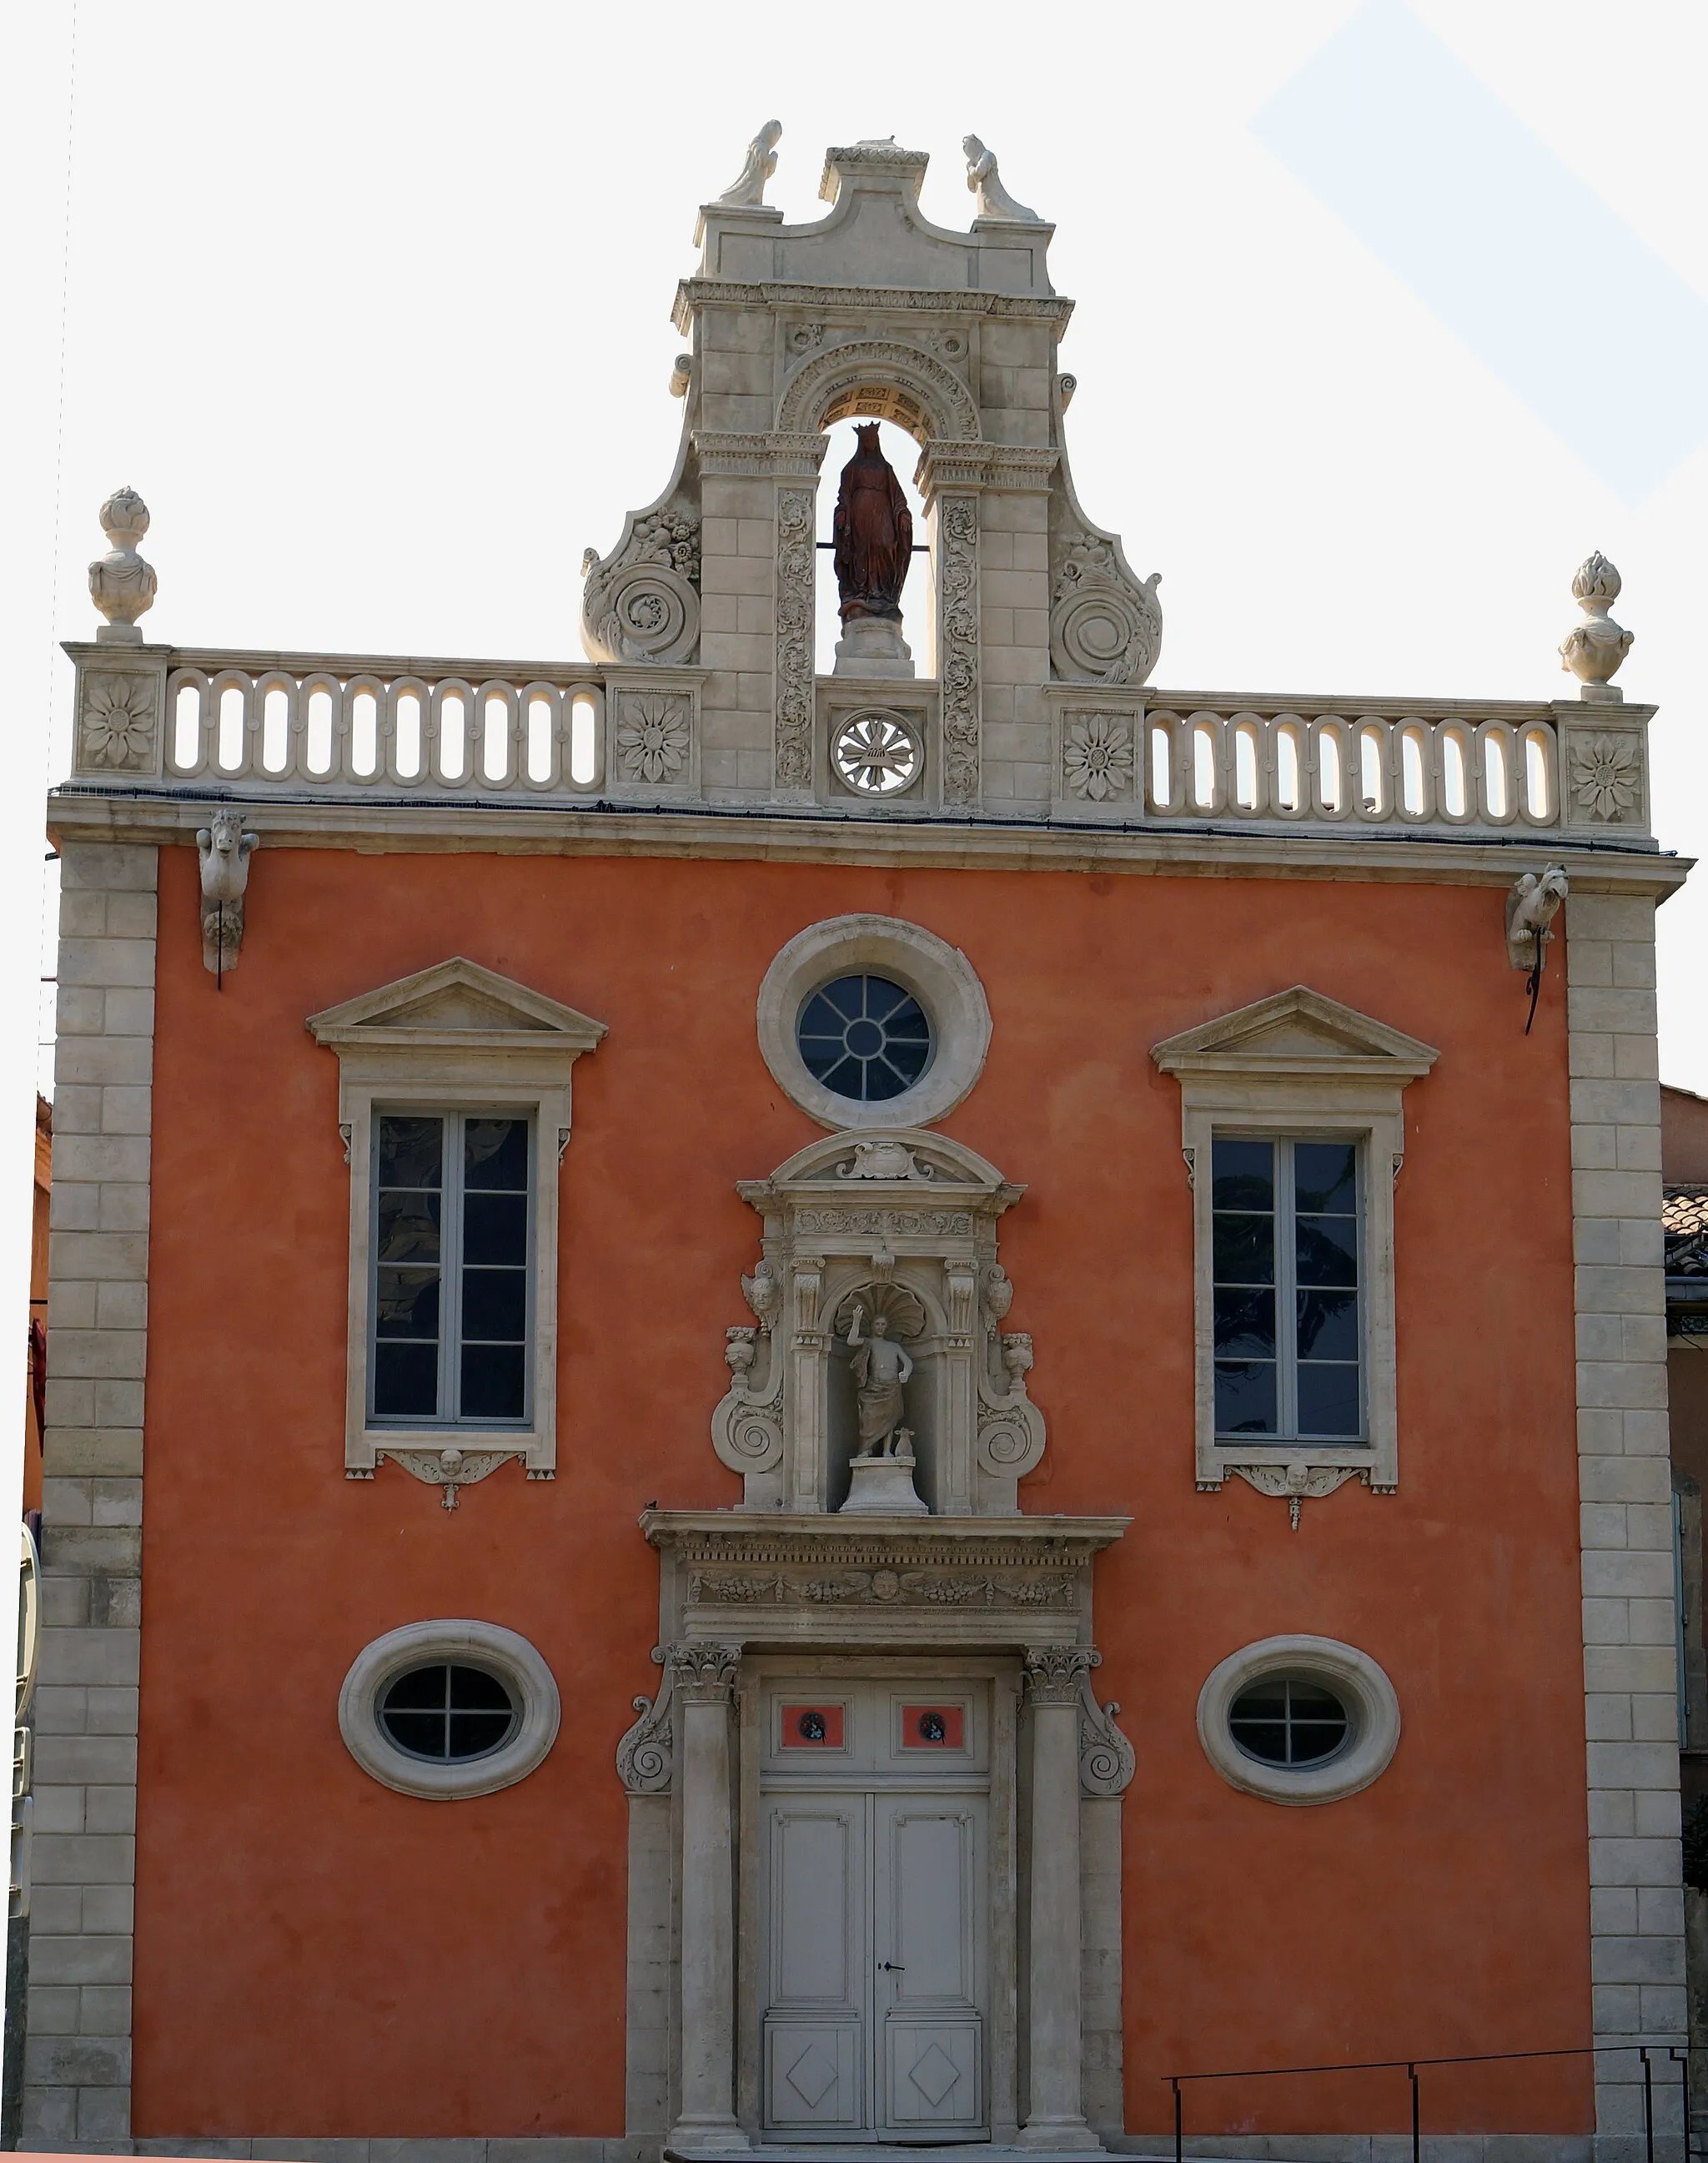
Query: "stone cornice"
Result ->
[[673, 279, 1077, 335], [46, 787, 1691, 896]]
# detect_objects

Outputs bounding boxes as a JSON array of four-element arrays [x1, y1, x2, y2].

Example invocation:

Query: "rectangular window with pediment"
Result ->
[[1151, 986, 1439, 1497]]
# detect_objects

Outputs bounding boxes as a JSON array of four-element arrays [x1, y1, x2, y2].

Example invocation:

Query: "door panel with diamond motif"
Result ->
[[760, 1680, 989, 2142]]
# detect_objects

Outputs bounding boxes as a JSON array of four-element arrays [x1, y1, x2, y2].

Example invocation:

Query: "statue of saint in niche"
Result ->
[[846, 1301, 914, 1457], [832, 425, 913, 627]]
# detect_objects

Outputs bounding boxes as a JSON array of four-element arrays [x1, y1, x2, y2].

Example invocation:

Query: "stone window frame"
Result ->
[[338, 1618, 560, 1799], [307, 958, 606, 1481], [1196, 1633, 1401, 1806], [756, 913, 992, 1133], [1153, 986, 1439, 1500]]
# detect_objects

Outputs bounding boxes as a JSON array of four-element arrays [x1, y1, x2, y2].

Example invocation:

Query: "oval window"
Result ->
[[379, 1662, 519, 1763], [796, 974, 933, 1103], [1228, 1677, 1349, 1767]]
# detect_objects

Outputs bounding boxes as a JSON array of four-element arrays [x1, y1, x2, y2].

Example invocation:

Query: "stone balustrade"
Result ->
[[64, 643, 1655, 847]]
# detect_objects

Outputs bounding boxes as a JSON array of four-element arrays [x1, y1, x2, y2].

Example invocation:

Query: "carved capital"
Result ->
[[1023, 1644, 1098, 1706], [667, 1640, 741, 1703]]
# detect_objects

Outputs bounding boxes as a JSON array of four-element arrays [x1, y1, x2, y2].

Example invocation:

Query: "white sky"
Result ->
[[0, 0, 1703, 1650]]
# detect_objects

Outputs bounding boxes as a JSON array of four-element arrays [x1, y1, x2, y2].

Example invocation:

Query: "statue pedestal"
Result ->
[[834, 616, 914, 679], [840, 1445, 927, 1516]]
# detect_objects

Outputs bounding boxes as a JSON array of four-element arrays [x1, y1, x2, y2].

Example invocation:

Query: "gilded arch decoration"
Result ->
[[776, 339, 982, 444]]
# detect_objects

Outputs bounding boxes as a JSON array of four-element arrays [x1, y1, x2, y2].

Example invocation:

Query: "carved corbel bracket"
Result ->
[[196, 810, 259, 980], [1505, 865, 1569, 972], [1223, 1460, 1366, 1531], [378, 1445, 520, 1512], [616, 1647, 674, 1793], [1022, 1646, 1135, 1796]]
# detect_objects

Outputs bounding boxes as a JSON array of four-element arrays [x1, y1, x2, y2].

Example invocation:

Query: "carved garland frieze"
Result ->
[[775, 488, 816, 791], [937, 496, 981, 807], [688, 1567, 1078, 1609]]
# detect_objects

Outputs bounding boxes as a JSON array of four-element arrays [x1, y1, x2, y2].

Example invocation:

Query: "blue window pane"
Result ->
[[1297, 1287, 1359, 1361], [464, 1191, 527, 1266], [797, 976, 934, 1104], [1213, 1286, 1276, 1358], [464, 1119, 526, 1190], [461, 1342, 526, 1421], [1296, 1213, 1358, 1287], [1294, 1143, 1356, 1214], [373, 1341, 438, 1418], [379, 1116, 443, 1190], [1215, 1361, 1277, 1434], [1213, 1211, 1274, 1285], [1297, 1361, 1361, 1436], [461, 1267, 526, 1340], [1212, 1138, 1273, 1211], [374, 1268, 440, 1340]]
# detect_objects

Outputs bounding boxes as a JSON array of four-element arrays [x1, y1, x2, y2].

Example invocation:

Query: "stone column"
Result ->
[[667, 1642, 746, 2154], [1020, 1647, 1094, 2151]]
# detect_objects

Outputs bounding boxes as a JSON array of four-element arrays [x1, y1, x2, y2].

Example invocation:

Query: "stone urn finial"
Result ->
[[1559, 551, 1632, 700], [88, 486, 158, 643]]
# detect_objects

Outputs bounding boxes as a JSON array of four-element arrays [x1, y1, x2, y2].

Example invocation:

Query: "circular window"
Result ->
[[339, 1620, 560, 1799], [379, 1662, 518, 1763], [757, 915, 992, 1132], [831, 709, 922, 797], [797, 975, 933, 1103], [1228, 1678, 1349, 1768], [1197, 1635, 1399, 1807]]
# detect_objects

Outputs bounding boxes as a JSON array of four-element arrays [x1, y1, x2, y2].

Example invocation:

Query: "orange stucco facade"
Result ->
[[130, 844, 1591, 2139]]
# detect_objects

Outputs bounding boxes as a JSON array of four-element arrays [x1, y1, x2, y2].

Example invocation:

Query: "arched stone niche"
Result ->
[[776, 339, 982, 445], [712, 1129, 1046, 1516]]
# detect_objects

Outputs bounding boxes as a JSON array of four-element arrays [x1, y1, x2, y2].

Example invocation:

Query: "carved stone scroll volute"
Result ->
[[711, 1128, 1047, 1516]]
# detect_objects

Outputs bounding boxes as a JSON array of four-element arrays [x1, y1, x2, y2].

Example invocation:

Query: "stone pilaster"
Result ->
[[1567, 889, 1686, 2162], [1019, 1649, 1093, 2150], [22, 842, 157, 2150], [665, 1642, 743, 2153]]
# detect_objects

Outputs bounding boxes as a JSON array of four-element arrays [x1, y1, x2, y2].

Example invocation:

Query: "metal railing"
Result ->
[[1163, 2041, 1692, 2163]]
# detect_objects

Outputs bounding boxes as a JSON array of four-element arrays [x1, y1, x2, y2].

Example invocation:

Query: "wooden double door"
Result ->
[[760, 1678, 990, 2142]]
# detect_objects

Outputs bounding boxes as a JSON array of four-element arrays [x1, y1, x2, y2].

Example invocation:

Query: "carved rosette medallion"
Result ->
[[1062, 712, 1136, 802], [937, 496, 981, 806], [1568, 735, 1641, 823], [78, 672, 159, 774], [614, 690, 694, 785], [1050, 536, 1163, 687], [775, 489, 816, 791]]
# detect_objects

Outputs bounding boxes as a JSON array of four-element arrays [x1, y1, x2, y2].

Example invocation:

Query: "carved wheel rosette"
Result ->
[[1051, 538, 1163, 687], [831, 707, 923, 797]]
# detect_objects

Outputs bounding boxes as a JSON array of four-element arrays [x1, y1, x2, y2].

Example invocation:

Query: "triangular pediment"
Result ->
[[1151, 986, 1438, 1080], [306, 958, 607, 1051]]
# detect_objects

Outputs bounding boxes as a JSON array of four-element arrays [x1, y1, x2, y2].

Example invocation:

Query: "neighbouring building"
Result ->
[[20, 128, 1693, 2163]]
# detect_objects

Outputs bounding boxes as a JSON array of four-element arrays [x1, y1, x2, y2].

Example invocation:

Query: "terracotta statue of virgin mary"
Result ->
[[831, 425, 913, 625]]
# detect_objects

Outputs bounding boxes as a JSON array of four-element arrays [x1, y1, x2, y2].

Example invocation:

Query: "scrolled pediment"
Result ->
[[741, 1126, 1018, 1207], [1151, 984, 1438, 1083]]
